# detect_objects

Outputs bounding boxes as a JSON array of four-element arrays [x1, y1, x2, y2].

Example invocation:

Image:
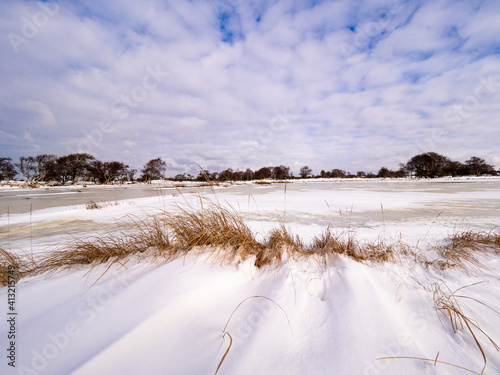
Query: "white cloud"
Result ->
[[22, 100, 58, 128], [23, 131, 34, 143], [0, 0, 499, 174], [123, 140, 136, 148]]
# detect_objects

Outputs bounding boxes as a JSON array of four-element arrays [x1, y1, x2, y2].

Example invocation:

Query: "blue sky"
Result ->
[[1, 0, 499, 176]]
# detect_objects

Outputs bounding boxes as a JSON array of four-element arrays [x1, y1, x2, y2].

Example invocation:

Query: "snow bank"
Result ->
[[2, 251, 500, 374], [1, 179, 499, 374]]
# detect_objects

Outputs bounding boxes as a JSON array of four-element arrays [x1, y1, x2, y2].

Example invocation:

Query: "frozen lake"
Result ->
[[1, 177, 500, 251], [0, 184, 215, 215]]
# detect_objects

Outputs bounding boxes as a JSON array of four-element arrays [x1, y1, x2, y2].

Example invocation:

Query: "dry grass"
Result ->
[[429, 230, 500, 270], [162, 200, 264, 266], [305, 227, 356, 262], [0, 248, 33, 286], [35, 236, 143, 275], [169, 182, 220, 188], [34, 217, 172, 276], [86, 200, 101, 210], [266, 223, 302, 251], [259, 222, 301, 266], [215, 295, 293, 375], [445, 230, 500, 253], [130, 216, 171, 254], [0, 182, 22, 188], [2, 199, 500, 284], [359, 237, 397, 263], [380, 279, 500, 374], [377, 355, 483, 374], [86, 200, 120, 210], [254, 180, 272, 185], [198, 182, 220, 187], [303, 227, 400, 264], [431, 281, 500, 374]]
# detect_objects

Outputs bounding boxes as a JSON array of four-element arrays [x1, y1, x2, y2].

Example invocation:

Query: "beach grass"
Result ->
[[2, 199, 499, 285]]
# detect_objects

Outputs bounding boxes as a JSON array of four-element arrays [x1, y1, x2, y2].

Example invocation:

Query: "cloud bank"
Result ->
[[1, 0, 499, 175]]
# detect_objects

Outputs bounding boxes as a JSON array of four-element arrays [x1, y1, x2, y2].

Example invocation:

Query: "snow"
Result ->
[[1, 179, 500, 374]]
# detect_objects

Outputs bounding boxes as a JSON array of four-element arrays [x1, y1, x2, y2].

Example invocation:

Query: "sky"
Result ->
[[0, 0, 499, 176]]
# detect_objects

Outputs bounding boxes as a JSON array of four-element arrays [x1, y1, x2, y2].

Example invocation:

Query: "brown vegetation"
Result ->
[[0, 248, 34, 286], [1, 201, 499, 286], [431, 230, 500, 270]]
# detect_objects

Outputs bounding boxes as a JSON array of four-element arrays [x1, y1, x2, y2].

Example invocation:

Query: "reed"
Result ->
[[2, 199, 499, 283]]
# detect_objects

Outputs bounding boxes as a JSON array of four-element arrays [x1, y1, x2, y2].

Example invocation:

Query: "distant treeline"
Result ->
[[0, 152, 497, 186]]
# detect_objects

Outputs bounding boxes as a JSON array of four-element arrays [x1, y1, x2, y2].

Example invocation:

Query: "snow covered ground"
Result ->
[[1, 178, 500, 374]]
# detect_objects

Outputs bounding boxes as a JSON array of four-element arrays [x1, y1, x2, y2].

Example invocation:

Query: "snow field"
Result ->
[[1, 179, 499, 374], [3, 251, 499, 374]]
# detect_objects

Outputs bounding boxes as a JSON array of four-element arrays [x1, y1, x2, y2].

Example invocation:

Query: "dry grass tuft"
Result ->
[[4, 197, 500, 284], [360, 238, 397, 263], [33, 217, 173, 276], [447, 230, 500, 252], [0, 248, 31, 286], [86, 200, 102, 210], [163, 201, 259, 249], [259, 223, 301, 266], [305, 227, 355, 263], [430, 230, 500, 270], [35, 236, 144, 275], [266, 223, 302, 251], [305, 228, 396, 263], [161, 200, 266, 265], [308, 227, 344, 254], [86, 200, 120, 210], [127, 216, 172, 255], [215, 295, 293, 374], [431, 281, 500, 374], [198, 182, 220, 187]]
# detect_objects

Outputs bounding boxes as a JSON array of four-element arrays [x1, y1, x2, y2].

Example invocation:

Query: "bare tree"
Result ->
[[377, 167, 391, 178], [127, 169, 137, 182], [196, 169, 212, 182], [465, 157, 496, 176], [443, 160, 466, 177], [45, 153, 95, 184], [272, 165, 291, 180], [15, 156, 37, 185], [0, 157, 16, 180], [255, 167, 272, 179], [242, 168, 254, 181], [87, 160, 129, 183], [330, 169, 346, 178], [218, 168, 233, 182], [299, 165, 312, 178], [34, 154, 57, 181], [141, 158, 166, 182], [404, 152, 450, 178]]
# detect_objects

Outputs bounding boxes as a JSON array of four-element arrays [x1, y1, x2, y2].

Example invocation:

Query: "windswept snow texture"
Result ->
[[1, 178, 500, 375]]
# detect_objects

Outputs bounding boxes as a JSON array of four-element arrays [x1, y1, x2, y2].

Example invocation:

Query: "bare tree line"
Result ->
[[0, 152, 497, 186], [0, 154, 164, 186]]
